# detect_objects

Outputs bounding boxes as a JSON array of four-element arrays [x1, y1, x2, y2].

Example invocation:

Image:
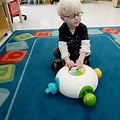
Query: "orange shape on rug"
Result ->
[[34, 31, 51, 37], [0, 50, 27, 64], [102, 28, 119, 34]]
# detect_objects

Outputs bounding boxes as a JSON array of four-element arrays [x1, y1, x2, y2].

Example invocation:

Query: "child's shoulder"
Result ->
[[77, 23, 88, 32], [59, 23, 68, 31], [79, 23, 87, 28], [59, 22, 67, 28]]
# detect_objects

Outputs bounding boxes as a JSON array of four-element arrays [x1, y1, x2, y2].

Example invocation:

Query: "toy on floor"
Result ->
[[45, 65, 102, 107]]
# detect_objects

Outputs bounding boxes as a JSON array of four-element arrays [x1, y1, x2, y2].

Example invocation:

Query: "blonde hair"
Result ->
[[57, 0, 82, 16]]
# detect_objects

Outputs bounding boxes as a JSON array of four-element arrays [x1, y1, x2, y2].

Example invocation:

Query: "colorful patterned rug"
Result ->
[[0, 27, 120, 120]]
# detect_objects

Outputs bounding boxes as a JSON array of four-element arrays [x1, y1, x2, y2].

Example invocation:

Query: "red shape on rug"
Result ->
[[34, 31, 51, 37], [0, 50, 27, 64]]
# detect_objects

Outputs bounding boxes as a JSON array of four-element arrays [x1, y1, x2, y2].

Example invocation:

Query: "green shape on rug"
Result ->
[[13, 33, 34, 41], [0, 64, 15, 83], [114, 38, 120, 45]]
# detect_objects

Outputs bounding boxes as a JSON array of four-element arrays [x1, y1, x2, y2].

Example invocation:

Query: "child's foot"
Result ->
[[51, 59, 65, 70]]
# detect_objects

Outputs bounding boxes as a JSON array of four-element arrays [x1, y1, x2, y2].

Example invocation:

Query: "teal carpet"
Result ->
[[0, 27, 120, 120]]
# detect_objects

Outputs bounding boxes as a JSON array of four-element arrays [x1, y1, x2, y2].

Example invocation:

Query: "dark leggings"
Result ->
[[53, 48, 90, 66]]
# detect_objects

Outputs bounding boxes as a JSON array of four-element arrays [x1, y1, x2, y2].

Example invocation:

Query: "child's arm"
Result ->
[[58, 41, 69, 59], [58, 41, 75, 67], [80, 40, 91, 56], [76, 40, 91, 68], [64, 56, 75, 68], [76, 52, 86, 69]]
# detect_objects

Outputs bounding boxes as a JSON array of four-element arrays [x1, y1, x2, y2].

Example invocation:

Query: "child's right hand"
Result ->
[[64, 56, 75, 68]]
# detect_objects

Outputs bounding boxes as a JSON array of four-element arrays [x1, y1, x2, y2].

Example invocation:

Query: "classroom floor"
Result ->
[[0, 1, 120, 45]]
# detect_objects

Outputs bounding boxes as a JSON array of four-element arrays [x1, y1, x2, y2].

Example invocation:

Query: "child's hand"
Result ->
[[64, 57, 75, 68], [66, 60, 75, 68], [76, 53, 86, 69], [76, 58, 84, 69]]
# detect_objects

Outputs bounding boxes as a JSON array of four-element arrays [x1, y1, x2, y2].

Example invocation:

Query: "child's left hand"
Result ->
[[76, 58, 84, 69], [76, 52, 86, 69]]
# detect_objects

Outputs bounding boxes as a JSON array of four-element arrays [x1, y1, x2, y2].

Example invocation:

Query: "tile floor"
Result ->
[[0, 1, 120, 45]]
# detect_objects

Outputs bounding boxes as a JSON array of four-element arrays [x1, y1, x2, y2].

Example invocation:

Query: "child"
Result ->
[[51, 0, 91, 70]]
